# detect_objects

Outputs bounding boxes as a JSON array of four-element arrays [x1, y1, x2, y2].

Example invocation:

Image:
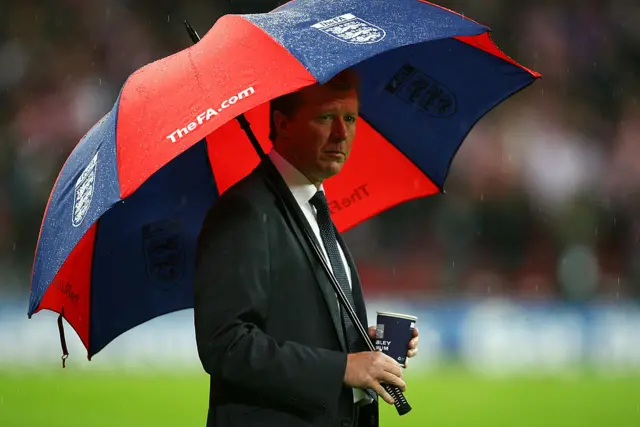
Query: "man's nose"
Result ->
[[331, 117, 348, 138]]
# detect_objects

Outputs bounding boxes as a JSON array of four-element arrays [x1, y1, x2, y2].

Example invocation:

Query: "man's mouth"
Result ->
[[323, 151, 345, 160]]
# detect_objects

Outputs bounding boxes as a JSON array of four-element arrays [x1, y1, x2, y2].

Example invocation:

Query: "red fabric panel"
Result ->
[[116, 15, 315, 198], [35, 223, 97, 352]]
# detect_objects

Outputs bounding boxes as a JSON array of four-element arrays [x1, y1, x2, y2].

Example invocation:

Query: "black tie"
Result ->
[[310, 190, 361, 352]]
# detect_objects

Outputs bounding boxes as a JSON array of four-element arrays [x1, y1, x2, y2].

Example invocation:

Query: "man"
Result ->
[[194, 69, 419, 427]]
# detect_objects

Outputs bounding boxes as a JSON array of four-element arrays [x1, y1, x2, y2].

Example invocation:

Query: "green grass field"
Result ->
[[1, 367, 639, 427]]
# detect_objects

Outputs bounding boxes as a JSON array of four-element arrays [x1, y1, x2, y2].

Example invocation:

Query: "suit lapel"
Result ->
[[336, 231, 379, 402], [335, 231, 369, 333], [259, 164, 348, 352]]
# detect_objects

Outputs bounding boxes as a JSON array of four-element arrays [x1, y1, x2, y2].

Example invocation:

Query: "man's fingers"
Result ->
[[407, 348, 418, 358], [372, 383, 395, 405], [409, 336, 419, 349], [380, 371, 406, 392], [368, 326, 377, 338], [383, 360, 403, 379]]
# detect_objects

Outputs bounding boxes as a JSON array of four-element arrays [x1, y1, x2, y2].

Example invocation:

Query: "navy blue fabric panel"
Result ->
[[244, 0, 486, 83], [355, 39, 535, 188], [89, 140, 217, 355], [29, 99, 121, 315]]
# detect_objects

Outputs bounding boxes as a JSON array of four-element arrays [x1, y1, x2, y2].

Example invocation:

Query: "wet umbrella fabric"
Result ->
[[27, 0, 540, 360]]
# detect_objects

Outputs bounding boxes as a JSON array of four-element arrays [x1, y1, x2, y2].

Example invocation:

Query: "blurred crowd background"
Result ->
[[1, 0, 639, 305], [2, 5, 639, 427]]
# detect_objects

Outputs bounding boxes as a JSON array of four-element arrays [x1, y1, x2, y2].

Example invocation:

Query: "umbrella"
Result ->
[[27, 0, 539, 412]]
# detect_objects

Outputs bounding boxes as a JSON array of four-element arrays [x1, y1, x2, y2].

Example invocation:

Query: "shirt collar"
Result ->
[[268, 149, 324, 206]]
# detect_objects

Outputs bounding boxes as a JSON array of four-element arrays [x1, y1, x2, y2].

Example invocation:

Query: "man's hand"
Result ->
[[343, 351, 405, 405], [368, 325, 419, 367]]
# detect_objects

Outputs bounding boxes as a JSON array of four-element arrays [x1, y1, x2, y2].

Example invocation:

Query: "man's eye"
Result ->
[[345, 115, 357, 123]]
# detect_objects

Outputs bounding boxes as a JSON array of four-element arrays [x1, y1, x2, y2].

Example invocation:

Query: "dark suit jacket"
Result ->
[[194, 161, 379, 427]]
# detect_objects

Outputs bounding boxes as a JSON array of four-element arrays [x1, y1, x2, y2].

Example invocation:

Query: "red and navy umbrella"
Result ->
[[28, 0, 540, 361]]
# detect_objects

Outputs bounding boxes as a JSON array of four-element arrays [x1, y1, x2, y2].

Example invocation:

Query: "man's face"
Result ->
[[273, 83, 359, 186]]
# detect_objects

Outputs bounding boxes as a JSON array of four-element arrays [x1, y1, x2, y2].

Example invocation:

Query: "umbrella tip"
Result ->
[[183, 20, 201, 43]]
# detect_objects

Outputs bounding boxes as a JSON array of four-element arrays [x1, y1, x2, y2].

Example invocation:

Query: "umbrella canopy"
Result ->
[[28, 0, 539, 360]]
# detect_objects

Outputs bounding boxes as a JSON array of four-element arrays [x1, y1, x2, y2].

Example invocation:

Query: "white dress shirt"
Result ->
[[269, 149, 371, 405]]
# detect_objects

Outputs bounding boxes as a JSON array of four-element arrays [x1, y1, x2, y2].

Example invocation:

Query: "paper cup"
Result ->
[[375, 311, 417, 368]]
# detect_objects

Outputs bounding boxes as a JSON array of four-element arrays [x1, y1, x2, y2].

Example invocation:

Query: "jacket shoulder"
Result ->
[[219, 165, 273, 206]]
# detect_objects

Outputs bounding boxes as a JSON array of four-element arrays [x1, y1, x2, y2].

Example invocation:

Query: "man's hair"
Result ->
[[268, 69, 360, 143], [268, 92, 301, 143]]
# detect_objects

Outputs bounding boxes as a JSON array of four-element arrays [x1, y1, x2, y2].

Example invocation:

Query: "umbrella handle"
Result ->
[[184, 20, 411, 416]]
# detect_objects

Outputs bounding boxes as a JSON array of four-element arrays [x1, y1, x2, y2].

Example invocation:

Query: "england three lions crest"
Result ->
[[312, 13, 386, 45], [72, 152, 98, 227], [142, 219, 185, 290]]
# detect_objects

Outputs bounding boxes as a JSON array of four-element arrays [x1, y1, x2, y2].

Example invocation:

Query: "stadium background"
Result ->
[[1, 0, 639, 426]]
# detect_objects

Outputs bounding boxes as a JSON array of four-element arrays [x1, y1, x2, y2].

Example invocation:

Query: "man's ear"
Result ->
[[273, 110, 289, 139]]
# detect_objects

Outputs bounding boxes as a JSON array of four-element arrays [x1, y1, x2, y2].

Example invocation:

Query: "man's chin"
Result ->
[[319, 161, 344, 178]]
